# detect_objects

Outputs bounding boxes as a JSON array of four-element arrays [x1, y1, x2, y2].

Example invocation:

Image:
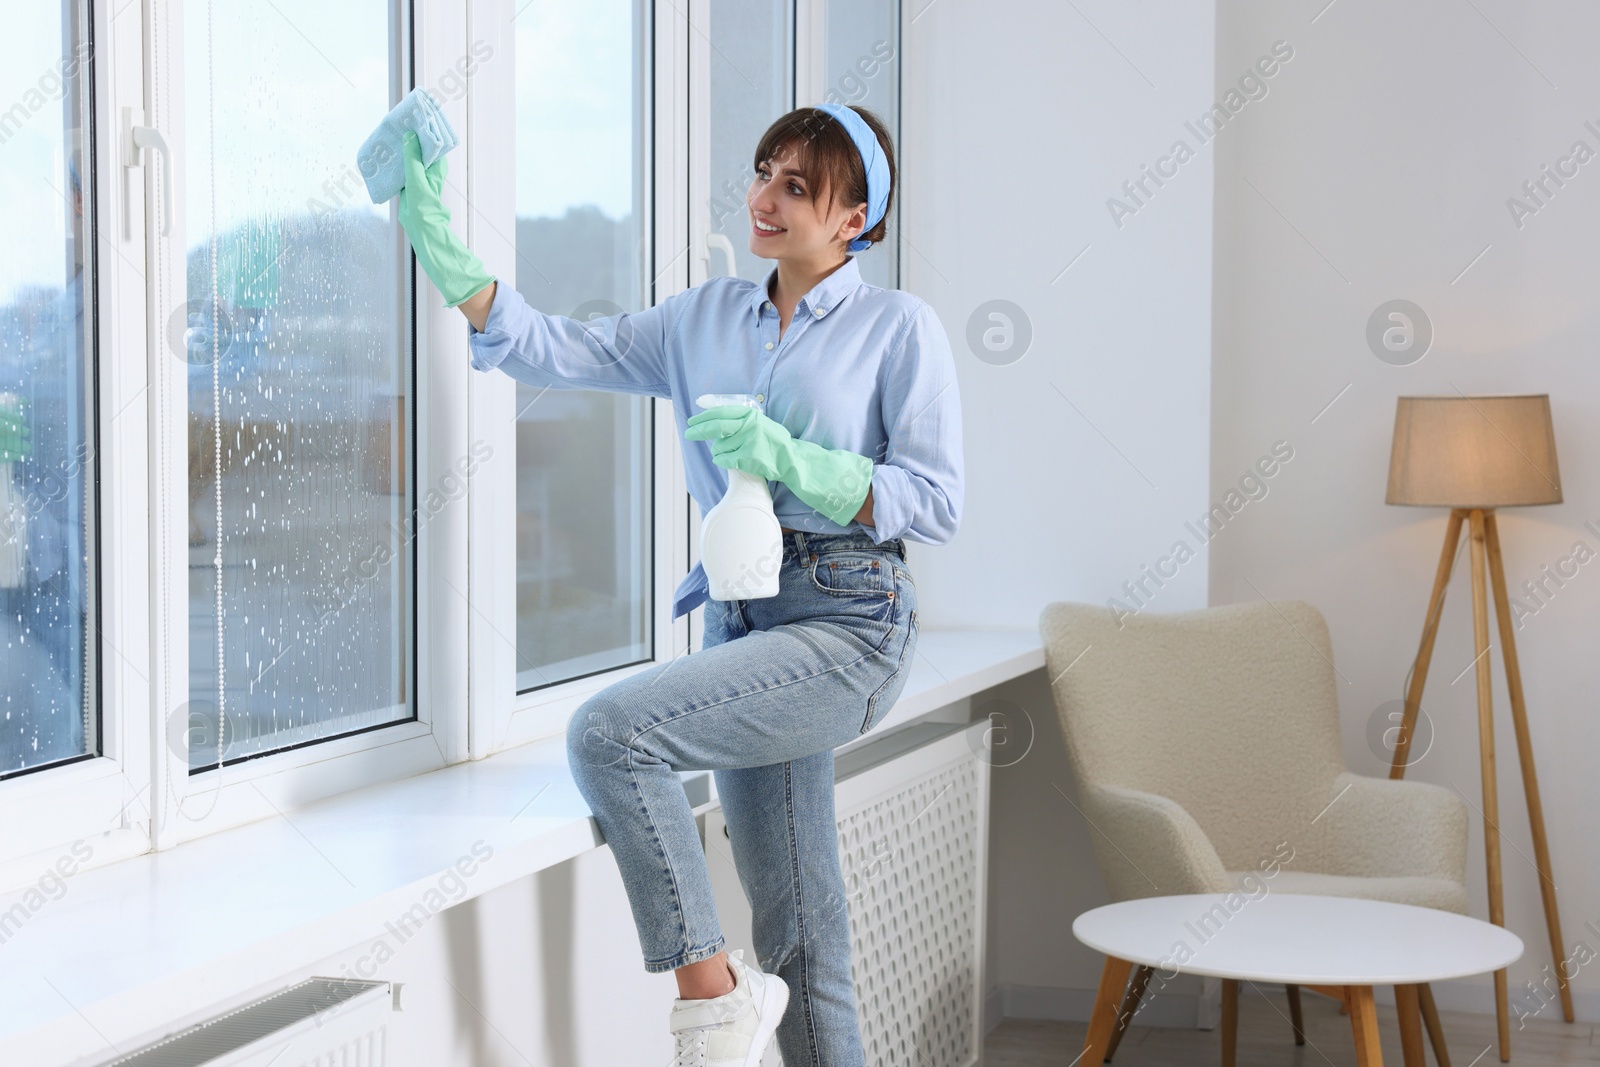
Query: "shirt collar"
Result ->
[[748, 256, 864, 320]]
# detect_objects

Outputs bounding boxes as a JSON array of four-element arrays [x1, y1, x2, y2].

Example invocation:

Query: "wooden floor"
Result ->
[[984, 982, 1597, 1066]]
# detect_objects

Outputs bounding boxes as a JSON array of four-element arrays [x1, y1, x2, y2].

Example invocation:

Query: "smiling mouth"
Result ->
[[753, 219, 786, 235]]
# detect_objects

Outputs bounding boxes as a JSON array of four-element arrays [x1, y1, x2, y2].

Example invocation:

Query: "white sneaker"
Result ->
[[668, 949, 789, 1067]]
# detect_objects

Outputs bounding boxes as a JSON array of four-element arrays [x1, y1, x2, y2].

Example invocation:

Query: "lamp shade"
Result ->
[[1386, 394, 1561, 507]]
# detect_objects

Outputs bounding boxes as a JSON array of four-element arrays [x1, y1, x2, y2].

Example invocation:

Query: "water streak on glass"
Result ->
[[184, 0, 412, 768], [0, 3, 96, 777]]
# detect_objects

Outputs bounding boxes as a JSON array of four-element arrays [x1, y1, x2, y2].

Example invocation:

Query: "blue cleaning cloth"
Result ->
[[357, 88, 459, 205]]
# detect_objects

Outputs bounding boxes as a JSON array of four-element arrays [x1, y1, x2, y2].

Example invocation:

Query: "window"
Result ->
[[707, 0, 794, 285], [180, 0, 413, 768], [0, 2, 97, 779], [701, 0, 900, 291], [511, 0, 654, 692], [0, 0, 904, 876], [822, 0, 900, 290]]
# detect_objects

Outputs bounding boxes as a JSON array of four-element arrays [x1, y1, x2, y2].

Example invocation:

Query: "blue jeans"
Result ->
[[566, 528, 919, 1066]]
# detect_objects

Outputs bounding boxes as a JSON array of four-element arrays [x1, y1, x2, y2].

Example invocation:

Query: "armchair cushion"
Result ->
[[1238, 869, 1469, 913]]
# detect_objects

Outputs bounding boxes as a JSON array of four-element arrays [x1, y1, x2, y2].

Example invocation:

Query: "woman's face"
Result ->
[[745, 142, 867, 262]]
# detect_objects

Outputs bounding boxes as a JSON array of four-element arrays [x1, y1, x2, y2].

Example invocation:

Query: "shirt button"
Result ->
[[764, 342, 773, 350], [814, 308, 826, 317], [756, 393, 765, 402]]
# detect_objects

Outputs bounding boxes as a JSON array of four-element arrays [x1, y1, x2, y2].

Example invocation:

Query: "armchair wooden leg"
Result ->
[[1082, 956, 1134, 1065], [1286, 983, 1306, 1045], [1396, 984, 1427, 1067], [1418, 983, 1451, 1067], [1105, 964, 1153, 1061], [1348, 985, 1386, 1067]]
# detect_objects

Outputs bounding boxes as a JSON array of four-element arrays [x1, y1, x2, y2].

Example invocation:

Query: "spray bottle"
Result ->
[[696, 393, 783, 601]]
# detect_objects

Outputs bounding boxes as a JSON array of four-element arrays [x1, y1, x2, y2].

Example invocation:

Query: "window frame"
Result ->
[[797, 0, 903, 290], [473, 0, 907, 746], [142, 0, 459, 847], [0, 0, 152, 878], [472, 0, 694, 755]]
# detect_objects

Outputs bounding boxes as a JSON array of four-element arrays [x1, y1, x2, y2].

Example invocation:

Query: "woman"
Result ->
[[397, 103, 963, 1066]]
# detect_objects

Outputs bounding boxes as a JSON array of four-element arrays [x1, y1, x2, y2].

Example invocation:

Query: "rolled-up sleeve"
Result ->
[[866, 301, 964, 545], [467, 282, 679, 399]]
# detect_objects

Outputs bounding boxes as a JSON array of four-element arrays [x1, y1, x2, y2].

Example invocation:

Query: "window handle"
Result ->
[[126, 113, 173, 237], [703, 231, 737, 279]]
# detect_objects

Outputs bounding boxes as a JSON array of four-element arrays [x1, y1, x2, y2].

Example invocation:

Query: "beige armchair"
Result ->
[[1038, 599, 1470, 1063]]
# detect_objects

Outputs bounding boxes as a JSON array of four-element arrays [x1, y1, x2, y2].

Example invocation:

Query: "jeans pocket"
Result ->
[[862, 606, 918, 735], [807, 553, 894, 599]]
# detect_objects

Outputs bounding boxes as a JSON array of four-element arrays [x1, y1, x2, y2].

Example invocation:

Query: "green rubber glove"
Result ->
[[685, 405, 873, 526], [0, 396, 30, 463], [395, 131, 495, 307]]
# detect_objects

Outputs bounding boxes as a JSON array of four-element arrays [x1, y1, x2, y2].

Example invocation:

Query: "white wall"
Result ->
[[901, 0, 1217, 631], [898, 0, 1221, 1022], [288, 847, 679, 1065], [1211, 0, 1600, 1019], [956, 0, 1600, 1030]]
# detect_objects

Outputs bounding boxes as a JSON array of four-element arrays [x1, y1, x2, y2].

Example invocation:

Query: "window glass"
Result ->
[[0, 3, 96, 778], [824, 0, 899, 289], [513, 0, 653, 691], [182, 0, 412, 769], [709, 0, 793, 285]]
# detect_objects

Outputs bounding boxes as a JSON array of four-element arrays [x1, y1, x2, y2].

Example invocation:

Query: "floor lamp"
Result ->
[[1385, 394, 1573, 1063]]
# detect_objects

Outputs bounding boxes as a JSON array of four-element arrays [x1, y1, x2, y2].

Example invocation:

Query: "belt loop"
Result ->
[[791, 530, 806, 558], [897, 538, 907, 561]]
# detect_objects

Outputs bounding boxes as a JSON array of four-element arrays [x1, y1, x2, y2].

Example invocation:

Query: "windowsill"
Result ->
[[0, 626, 1043, 1061]]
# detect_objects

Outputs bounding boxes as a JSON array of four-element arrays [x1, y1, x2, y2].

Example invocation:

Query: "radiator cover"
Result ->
[[706, 719, 991, 1067], [93, 977, 390, 1067]]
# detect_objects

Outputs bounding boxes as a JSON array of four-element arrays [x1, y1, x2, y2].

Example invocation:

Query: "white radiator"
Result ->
[[91, 977, 391, 1067], [705, 719, 991, 1067]]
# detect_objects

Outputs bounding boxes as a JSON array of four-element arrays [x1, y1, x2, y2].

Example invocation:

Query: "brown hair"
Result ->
[[752, 105, 897, 251]]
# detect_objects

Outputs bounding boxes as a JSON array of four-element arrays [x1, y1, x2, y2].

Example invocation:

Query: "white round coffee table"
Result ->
[[1072, 894, 1523, 1066]]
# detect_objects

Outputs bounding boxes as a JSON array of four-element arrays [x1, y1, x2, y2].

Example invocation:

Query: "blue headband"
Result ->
[[815, 104, 890, 253]]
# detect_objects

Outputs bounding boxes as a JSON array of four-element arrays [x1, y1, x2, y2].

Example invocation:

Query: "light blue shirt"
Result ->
[[467, 255, 963, 621]]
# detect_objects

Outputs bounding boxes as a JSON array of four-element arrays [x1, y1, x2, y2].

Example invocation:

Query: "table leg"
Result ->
[[1419, 983, 1452, 1067], [1396, 984, 1426, 1067], [1286, 984, 1306, 1045], [1082, 956, 1134, 1065], [1348, 985, 1385, 1067], [1220, 979, 1239, 1067], [1105, 964, 1153, 1061]]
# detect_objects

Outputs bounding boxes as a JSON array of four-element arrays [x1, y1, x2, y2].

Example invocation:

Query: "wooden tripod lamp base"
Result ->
[[1385, 395, 1574, 1063]]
